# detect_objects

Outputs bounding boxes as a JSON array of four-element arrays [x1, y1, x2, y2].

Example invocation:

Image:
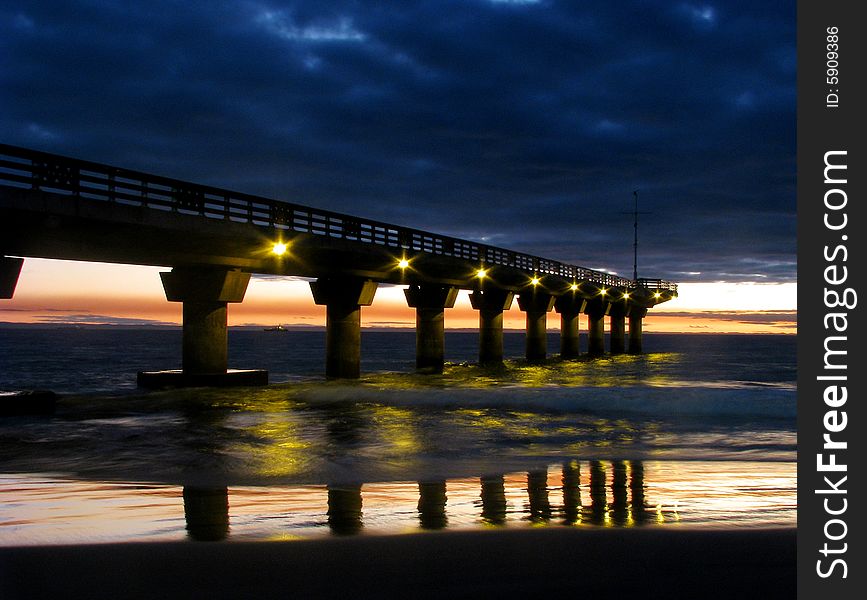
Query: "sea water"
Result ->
[[0, 329, 796, 544]]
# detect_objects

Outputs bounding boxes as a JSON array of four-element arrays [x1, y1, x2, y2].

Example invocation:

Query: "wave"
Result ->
[[288, 382, 796, 421]]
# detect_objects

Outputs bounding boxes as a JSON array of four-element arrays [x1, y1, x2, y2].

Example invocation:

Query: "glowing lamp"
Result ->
[[476, 269, 487, 279], [570, 283, 579, 291], [531, 277, 540, 286], [398, 258, 410, 269], [272, 242, 288, 256], [600, 288, 607, 296], [653, 292, 662, 299]]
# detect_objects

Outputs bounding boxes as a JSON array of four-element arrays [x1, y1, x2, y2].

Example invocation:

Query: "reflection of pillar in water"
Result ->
[[588, 460, 607, 525], [561, 460, 581, 525], [480, 475, 507, 525], [611, 460, 629, 526], [418, 481, 448, 530], [327, 484, 363, 535], [630, 460, 651, 525], [527, 470, 552, 523], [183, 486, 229, 542]]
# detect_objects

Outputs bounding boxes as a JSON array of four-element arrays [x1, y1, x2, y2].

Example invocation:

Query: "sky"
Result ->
[[0, 0, 796, 333]]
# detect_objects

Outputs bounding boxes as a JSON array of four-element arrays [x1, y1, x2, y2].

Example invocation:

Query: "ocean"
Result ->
[[0, 329, 796, 545]]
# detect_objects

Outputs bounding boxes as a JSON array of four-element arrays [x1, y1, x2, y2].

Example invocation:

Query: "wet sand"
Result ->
[[1, 527, 795, 599]]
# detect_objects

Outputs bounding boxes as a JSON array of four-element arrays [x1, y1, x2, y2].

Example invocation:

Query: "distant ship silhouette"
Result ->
[[263, 324, 288, 332]]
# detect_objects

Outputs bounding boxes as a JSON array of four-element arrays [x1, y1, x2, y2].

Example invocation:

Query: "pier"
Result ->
[[0, 143, 677, 384]]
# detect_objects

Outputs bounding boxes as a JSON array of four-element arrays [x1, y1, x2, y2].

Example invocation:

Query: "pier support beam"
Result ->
[[405, 285, 458, 374], [139, 267, 266, 388], [554, 296, 586, 359], [517, 291, 554, 361], [609, 307, 627, 355], [629, 307, 648, 354], [469, 289, 515, 365], [584, 299, 609, 357], [0, 257, 24, 299], [161, 267, 250, 375], [311, 278, 378, 379]]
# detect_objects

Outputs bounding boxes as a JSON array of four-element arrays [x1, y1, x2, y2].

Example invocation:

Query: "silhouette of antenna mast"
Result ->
[[622, 190, 651, 283]]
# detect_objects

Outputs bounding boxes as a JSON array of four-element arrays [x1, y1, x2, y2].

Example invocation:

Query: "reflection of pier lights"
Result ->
[[182, 486, 229, 541], [527, 470, 552, 523], [417, 480, 448, 529], [480, 474, 507, 525], [327, 484, 363, 535], [561, 461, 581, 524]]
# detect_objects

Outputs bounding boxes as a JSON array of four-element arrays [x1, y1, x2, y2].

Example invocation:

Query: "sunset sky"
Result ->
[[0, 1, 795, 334]]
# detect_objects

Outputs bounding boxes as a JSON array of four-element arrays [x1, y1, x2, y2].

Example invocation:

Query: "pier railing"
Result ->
[[0, 143, 676, 292]]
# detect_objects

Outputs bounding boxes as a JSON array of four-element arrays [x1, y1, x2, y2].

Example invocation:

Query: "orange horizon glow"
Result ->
[[0, 259, 796, 334]]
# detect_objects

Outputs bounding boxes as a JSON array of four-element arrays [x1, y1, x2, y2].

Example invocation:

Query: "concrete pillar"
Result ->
[[160, 267, 251, 375], [183, 487, 229, 542], [611, 460, 629, 526], [480, 474, 507, 525], [555, 295, 586, 359], [562, 461, 581, 525], [517, 291, 555, 361], [0, 257, 24, 299], [469, 289, 514, 365], [609, 313, 626, 354], [588, 460, 607, 525], [418, 480, 448, 529], [630, 460, 651, 524], [405, 285, 458, 374], [527, 470, 552, 522], [311, 278, 377, 379], [629, 307, 648, 354], [584, 299, 609, 357], [327, 484, 363, 535]]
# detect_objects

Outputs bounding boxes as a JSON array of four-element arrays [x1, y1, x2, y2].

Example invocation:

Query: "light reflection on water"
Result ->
[[0, 460, 795, 546]]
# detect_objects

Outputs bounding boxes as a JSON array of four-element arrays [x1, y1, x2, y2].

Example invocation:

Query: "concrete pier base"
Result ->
[[517, 292, 554, 361], [629, 307, 648, 354], [0, 257, 24, 299], [469, 289, 514, 365], [137, 369, 268, 389], [311, 278, 378, 379], [609, 313, 626, 354], [405, 285, 458, 374], [555, 296, 586, 359], [140, 267, 261, 388]]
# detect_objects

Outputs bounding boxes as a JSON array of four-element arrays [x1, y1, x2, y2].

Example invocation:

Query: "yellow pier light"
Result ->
[[272, 242, 288, 256], [530, 277, 540, 286], [398, 258, 410, 269], [476, 269, 487, 279]]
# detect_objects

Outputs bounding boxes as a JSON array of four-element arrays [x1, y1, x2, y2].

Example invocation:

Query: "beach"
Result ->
[[0, 330, 797, 597], [0, 527, 796, 599]]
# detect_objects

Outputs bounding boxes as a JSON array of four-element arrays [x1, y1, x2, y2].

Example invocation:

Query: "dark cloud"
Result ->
[[34, 313, 176, 326], [1, 0, 794, 283]]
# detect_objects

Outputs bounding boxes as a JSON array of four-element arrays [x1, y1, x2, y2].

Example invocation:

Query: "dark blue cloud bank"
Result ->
[[1, 0, 795, 283]]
